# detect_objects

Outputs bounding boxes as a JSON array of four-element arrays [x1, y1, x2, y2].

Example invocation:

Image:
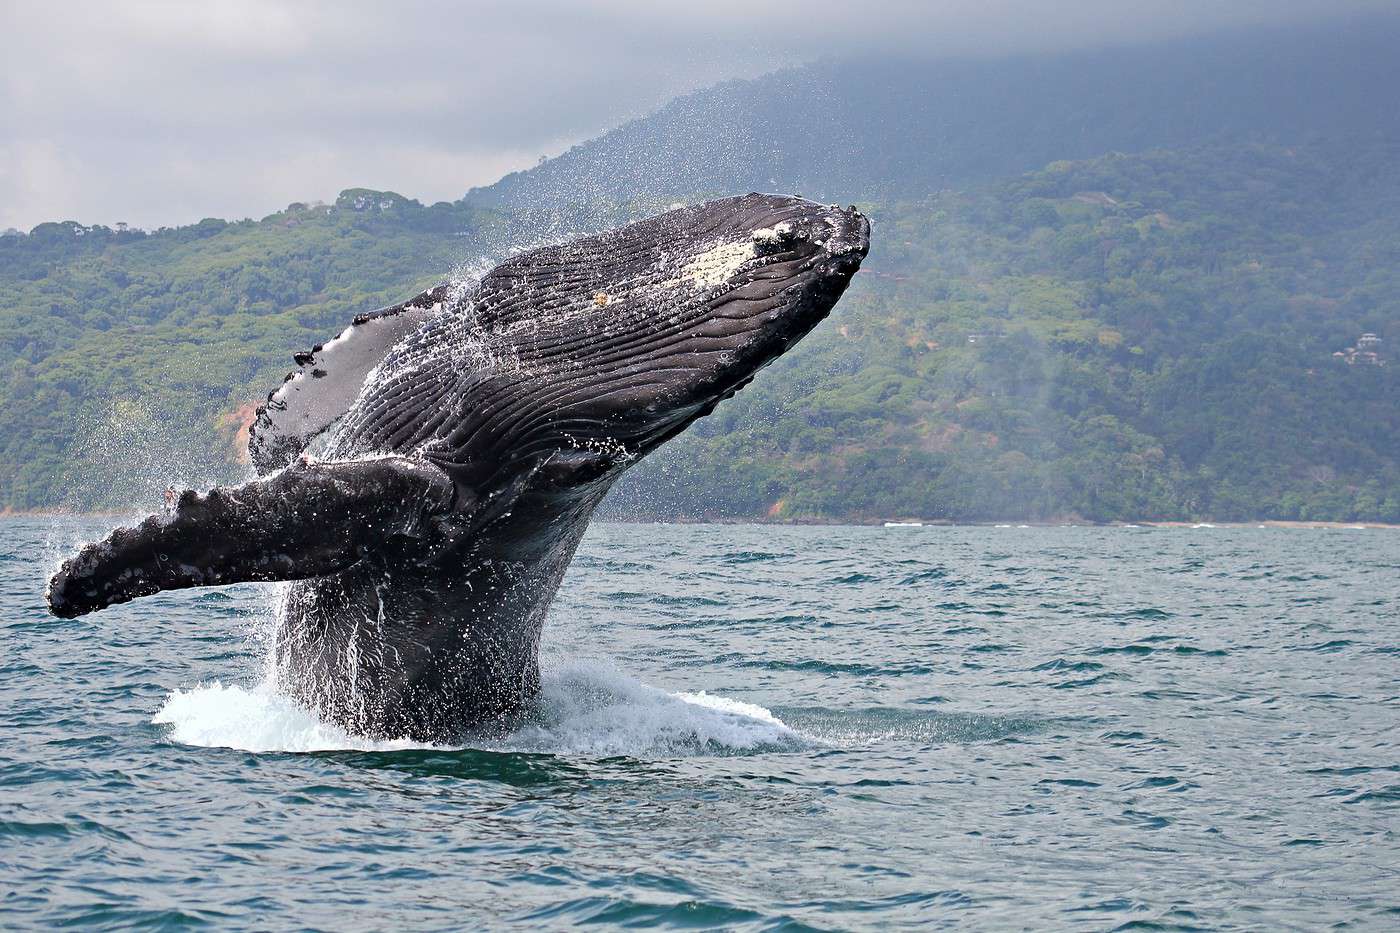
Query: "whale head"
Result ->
[[329, 194, 870, 500], [504, 194, 870, 491]]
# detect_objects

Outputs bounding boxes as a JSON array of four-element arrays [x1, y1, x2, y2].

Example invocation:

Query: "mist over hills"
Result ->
[[466, 19, 1400, 212], [2, 19, 1398, 521]]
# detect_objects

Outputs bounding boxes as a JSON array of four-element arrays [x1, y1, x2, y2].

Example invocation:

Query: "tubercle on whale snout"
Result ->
[[826, 206, 873, 258]]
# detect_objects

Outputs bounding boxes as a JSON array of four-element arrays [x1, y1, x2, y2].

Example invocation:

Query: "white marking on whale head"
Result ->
[[681, 238, 756, 289], [751, 221, 793, 245]]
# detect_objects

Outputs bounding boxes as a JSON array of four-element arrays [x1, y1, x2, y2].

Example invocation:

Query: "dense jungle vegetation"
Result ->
[[613, 139, 1400, 522], [2, 138, 1396, 522]]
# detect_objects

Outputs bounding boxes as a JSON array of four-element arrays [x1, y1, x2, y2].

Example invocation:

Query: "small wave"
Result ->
[[719, 550, 790, 564], [1031, 658, 1105, 673], [1346, 784, 1400, 804], [831, 572, 878, 584], [152, 661, 809, 758], [897, 568, 952, 585], [785, 706, 1060, 746]]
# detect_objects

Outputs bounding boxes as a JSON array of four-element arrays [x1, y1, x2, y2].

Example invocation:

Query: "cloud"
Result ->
[[0, 0, 1388, 229]]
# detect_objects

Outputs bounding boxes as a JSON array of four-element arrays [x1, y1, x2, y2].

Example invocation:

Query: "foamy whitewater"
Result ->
[[6, 519, 1398, 929], [153, 660, 808, 757]]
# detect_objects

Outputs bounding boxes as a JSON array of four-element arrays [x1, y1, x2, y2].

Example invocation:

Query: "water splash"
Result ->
[[506, 659, 809, 756], [153, 681, 412, 753], [61, 396, 235, 512], [152, 659, 809, 757]]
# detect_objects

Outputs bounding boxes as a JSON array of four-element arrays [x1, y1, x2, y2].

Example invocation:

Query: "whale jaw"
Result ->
[[427, 194, 873, 493]]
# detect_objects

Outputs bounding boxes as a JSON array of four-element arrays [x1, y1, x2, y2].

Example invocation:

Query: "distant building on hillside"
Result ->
[[1335, 333, 1385, 366]]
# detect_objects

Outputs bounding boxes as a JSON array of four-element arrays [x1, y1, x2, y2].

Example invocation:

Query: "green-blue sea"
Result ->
[[3, 518, 1397, 929]]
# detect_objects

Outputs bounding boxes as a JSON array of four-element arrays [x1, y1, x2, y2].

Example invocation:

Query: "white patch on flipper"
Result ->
[[261, 303, 440, 448]]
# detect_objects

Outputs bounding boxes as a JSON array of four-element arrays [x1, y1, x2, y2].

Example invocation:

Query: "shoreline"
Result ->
[[6, 509, 1395, 530]]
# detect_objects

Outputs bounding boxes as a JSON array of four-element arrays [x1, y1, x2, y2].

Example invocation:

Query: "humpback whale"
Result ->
[[46, 194, 871, 741]]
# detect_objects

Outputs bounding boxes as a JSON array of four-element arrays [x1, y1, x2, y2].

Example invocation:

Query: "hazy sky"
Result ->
[[0, 0, 1386, 230]]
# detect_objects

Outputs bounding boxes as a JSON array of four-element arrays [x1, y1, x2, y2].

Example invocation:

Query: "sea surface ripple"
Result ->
[[2, 518, 1397, 929]]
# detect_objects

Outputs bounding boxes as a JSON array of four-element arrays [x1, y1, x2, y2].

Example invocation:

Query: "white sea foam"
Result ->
[[152, 659, 808, 757], [153, 681, 421, 753], [505, 660, 807, 756]]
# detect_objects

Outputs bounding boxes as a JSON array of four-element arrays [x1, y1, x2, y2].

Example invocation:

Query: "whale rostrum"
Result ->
[[46, 194, 871, 741]]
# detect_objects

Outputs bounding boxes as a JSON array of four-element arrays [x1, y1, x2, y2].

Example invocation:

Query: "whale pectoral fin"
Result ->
[[248, 286, 450, 474], [46, 456, 456, 618]]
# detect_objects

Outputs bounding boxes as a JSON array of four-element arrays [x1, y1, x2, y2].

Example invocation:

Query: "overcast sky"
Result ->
[[0, 0, 1387, 231]]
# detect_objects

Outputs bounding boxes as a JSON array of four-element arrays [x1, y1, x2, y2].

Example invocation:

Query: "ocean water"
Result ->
[[2, 517, 1397, 930]]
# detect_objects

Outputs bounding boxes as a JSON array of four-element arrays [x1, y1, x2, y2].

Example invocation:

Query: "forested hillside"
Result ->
[[609, 139, 1400, 522], [0, 192, 496, 507], [3, 137, 1397, 521]]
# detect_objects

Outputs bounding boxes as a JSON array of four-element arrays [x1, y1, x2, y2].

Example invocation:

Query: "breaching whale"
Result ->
[[47, 194, 871, 741]]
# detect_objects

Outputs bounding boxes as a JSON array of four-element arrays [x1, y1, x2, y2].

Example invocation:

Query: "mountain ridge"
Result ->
[[465, 18, 1400, 212]]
